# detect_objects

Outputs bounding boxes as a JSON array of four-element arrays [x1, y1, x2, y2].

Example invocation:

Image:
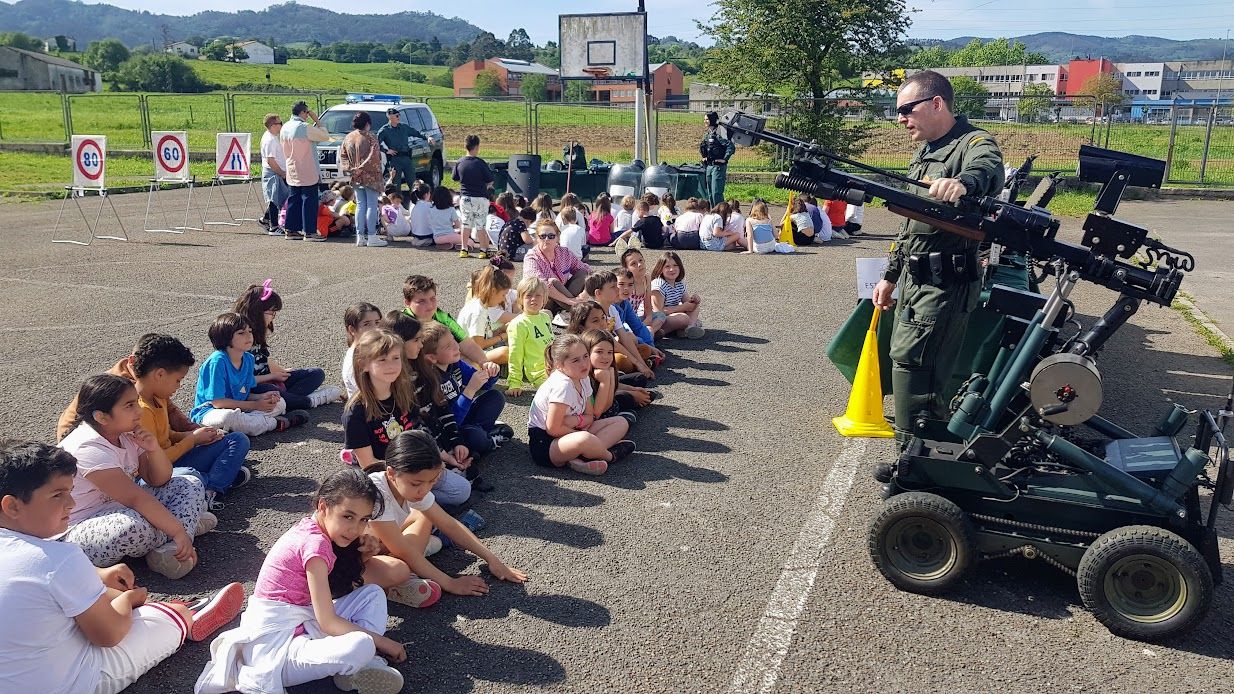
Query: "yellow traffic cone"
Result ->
[[833, 307, 895, 438]]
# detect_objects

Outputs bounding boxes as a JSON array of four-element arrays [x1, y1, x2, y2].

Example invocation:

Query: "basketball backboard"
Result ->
[[559, 12, 648, 81]]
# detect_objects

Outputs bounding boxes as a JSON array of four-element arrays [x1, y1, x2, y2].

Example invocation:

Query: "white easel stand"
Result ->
[[203, 176, 263, 227], [51, 186, 129, 246], [234, 177, 264, 223], [144, 176, 203, 234]]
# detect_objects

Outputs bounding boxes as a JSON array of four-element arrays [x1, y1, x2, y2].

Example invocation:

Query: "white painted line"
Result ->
[[727, 439, 868, 694]]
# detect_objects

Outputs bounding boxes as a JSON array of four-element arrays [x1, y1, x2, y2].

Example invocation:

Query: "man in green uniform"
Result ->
[[376, 108, 421, 204], [700, 111, 736, 206], [871, 70, 1005, 440]]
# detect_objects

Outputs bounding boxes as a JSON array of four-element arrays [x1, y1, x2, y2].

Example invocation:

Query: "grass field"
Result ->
[[1, 57, 1231, 185]]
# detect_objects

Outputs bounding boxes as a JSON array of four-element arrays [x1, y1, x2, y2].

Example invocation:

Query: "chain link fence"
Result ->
[[2, 89, 1232, 187]]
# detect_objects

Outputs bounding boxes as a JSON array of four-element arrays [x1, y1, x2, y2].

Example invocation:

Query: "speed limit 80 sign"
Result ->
[[152, 131, 189, 182], [72, 135, 106, 189]]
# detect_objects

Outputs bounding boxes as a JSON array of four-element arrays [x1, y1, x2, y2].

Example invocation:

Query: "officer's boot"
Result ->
[[891, 365, 936, 446]]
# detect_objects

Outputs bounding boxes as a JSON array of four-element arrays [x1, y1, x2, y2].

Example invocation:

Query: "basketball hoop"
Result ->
[[582, 66, 614, 78]]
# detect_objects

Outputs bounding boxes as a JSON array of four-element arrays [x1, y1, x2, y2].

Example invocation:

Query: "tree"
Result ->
[[201, 39, 229, 61], [701, 0, 910, 157], [1080, 73, 1126, 114], [0, 32, 44, 51], [534, 41, 560, 69], [430, 71, 453, 88], [948, 38, 1049, 68], [565, 80, 592, 103], [473, 69, 504, 97], [949, 76, 988, 119], [1018, 82, 1054, 122], [521, 72, 547, 102], [368, 46, 390, 63], [226, 44, 249, 63], [506, 28, 534, 61], [429, 36, 442, 53], [111, 54, 211, 92], [184, 35, 207, 48], [468, 32, 505, 62], [906, 45, 953, 69], [83, 39, 130, 75]]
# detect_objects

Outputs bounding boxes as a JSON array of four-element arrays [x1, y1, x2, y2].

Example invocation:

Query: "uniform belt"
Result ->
[[907, 252, 979, 286]]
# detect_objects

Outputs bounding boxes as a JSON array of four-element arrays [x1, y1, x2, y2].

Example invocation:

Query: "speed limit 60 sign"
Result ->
[[152, 131, 189, 182], [72, 135, 106, 189]]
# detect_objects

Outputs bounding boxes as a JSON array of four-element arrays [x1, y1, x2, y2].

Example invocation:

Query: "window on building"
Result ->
[[1128, 71, 1142, 77], [1043, 73, 1052, 80], [1145, 71, 1160, 76], [1011, 74, 1021, 81]]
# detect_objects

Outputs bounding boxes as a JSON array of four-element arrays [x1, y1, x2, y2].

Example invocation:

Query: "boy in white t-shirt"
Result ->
[[0, 440, 243, 692], [557, 206, 587, 260]]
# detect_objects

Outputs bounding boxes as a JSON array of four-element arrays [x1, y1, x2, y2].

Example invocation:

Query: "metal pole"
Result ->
[[1201, 29, 1230, 184]]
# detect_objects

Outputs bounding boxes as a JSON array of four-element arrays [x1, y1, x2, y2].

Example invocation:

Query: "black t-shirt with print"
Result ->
[[342, 396, 418, 461], [248, 344, 271, 377]]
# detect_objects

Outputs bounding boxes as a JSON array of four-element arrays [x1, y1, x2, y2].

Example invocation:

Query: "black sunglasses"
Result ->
[[896, 96, 936, 117], [536, 233, 557, 240]]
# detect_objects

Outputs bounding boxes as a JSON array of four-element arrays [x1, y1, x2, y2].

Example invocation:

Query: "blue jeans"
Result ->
[[284, 184, 319, 234], [355, 185, 379, 236], [460, 389, 505, 456], [432, 468, 472, 506], [174, 432, 250, 494], [253, 367, 325, 411]]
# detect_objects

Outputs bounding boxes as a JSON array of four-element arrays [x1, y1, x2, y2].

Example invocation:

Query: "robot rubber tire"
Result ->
[[1076, 525, 1213, 642], [869, 492, 976, 595]]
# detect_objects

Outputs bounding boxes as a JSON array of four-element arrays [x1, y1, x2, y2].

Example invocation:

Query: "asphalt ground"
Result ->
[[0, 185, 1231, 693]]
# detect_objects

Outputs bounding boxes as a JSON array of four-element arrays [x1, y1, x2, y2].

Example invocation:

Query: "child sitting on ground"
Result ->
[[364, 430, 527, 606], [531, 192, 555, 221], [0, 440, 244, 691], [342, 329, 474, 512], [725, 199, 746, 246], [500, 206, 536, 261], [457, 264, 515, 365], [651, 251, 705, 339], [60, 374, 207, 579], [341, 301, 382, 399], [505, 277, 554, 397], [588, 194, 614, 247], [743, 199, 778, 254], [658, 193, 679, 227], [407, 183, 435, 247], [332, 185, 357, 219], [380, 192, 411, 239], [58, 334, 195, 442], [700, 201, 740, 251], [527, 334, 635, 476], [580, 329, 641, 423], [401, 274, 494, 368], [614, 194, 636, 241], [620, 248, 667, 336], [191, 313, 306, 435], [584, 271, 656, 381], [234, 282, 339, 410], [132, 335, 251, 512], [427, 186, 466, 253], [315, 190, 352, 240], [415, 323, 511, 462], [615, 269, 665, 367], [558, 206, 587, 259], [195, 469, 406, 694]]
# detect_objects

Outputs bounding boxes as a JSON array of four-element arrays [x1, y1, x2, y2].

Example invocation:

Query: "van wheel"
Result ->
[[429, 157, 443, 189]]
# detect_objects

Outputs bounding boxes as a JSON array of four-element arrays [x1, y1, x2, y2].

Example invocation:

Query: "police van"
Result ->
[[315, 94, 445, 189]]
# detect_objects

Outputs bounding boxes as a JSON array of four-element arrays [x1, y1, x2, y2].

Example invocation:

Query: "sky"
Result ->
[[45, 0, 1234, 43]]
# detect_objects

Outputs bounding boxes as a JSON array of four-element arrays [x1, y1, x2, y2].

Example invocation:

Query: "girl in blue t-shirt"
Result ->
[[191, 313, 306, 436], [650, 252, 705, 339]]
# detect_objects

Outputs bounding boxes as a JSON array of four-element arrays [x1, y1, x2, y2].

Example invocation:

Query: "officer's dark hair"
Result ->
[[131, 334, 195, 377], [901, 70, 954, 111], [291, 100, 309, 116], [705, 111, 719, 126], [465, 134, 480, 150], [0, 439, 78, 504], [351, 111, 371, 130]]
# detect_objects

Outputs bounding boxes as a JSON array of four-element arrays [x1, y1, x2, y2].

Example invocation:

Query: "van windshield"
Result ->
[[318, 109, 390, 135]]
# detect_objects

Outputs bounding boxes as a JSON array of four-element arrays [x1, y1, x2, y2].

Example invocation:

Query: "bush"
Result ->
[[430, 71, 453, 88], [111, 54, 212, 93], [390, 65, 427, 83], [473, 69, 503, 97]]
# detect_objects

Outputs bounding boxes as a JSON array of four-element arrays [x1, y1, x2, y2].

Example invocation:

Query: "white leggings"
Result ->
[[95, 602, 188, 694], [199, 398, 287, 436], [257, 583, 389, 688]]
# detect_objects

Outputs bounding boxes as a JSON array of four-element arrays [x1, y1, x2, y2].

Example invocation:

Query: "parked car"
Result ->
[[315, 94, 445, 189]]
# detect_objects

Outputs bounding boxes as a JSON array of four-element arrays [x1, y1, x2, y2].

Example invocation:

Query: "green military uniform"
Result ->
[[883, 116, 1004, 438], [376, 120, 421, 198], [699, 127, 736, 206]]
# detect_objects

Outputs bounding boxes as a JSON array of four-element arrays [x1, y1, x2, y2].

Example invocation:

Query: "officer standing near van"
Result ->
[[700, 110, 735, 206], [377, 108, 421, 204], [871, 70, 1004, 440]]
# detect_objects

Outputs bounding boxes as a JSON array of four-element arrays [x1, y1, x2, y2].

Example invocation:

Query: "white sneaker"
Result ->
[[196, 510, 218, 535], [145, 541, 196, 579], [425, 534, 443, 557], [333, 657, 404, 693], [308, 385, 342, 408], [366, 235, 388, 247], [551, 312, 569, 329], [356, 234, 367, 247]]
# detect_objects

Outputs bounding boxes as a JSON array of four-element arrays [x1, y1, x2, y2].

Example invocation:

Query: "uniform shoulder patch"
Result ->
[[969, 133, 996, 146]]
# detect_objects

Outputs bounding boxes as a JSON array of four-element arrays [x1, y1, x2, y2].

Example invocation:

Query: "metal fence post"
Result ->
[[1199, 105, 1216, 184], [139, 94, 151, 148], [60, 90, 71, 143]]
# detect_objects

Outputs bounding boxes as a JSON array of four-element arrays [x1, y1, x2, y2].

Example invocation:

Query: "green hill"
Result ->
[[190, 59, 453, 96]]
